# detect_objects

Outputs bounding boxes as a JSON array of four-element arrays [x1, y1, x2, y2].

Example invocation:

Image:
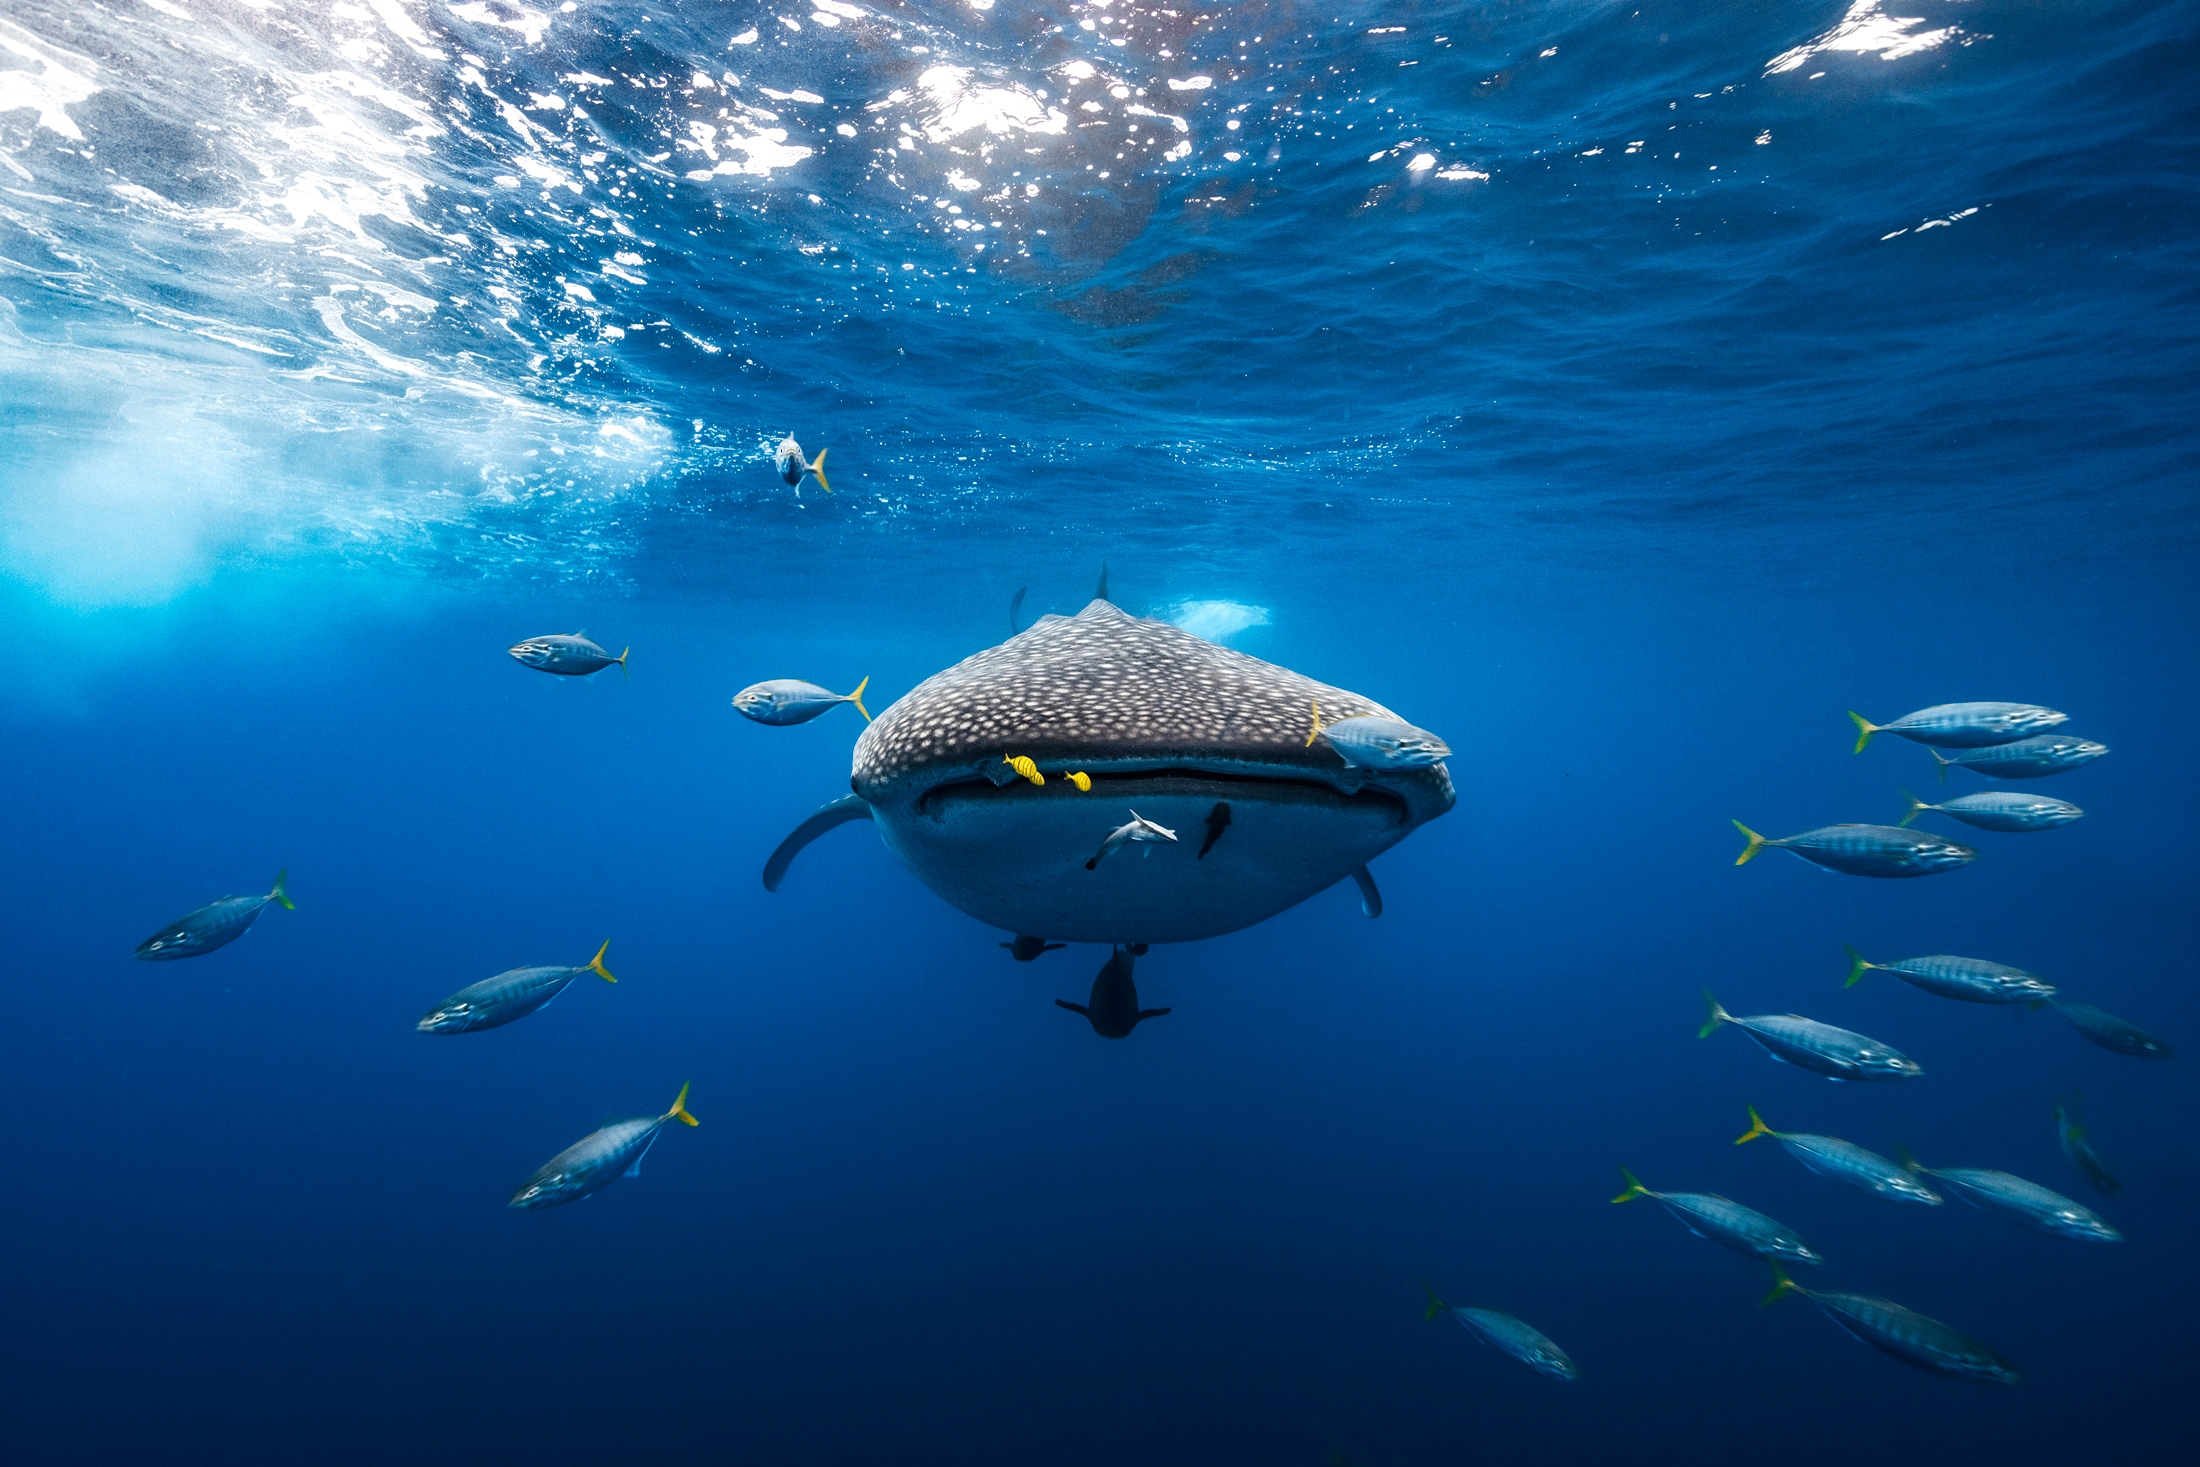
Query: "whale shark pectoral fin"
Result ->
[[1137, 1007, 1172, 1021], [1351, 865, 1383, 919], [762, 794, 875, 891], [1055, 999, 1090, 1016]]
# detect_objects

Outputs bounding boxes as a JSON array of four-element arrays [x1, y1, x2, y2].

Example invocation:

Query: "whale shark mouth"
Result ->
[[911, 767, 1411, 826]]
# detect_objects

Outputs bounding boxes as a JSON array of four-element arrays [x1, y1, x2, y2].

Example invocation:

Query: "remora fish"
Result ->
[[1000, 935, 1066, 961], [1734, 1106, 1941, 1205], [508, 633, 628, 676], [774, 436, 830, 492], [1898, 1148, 2120, 1242], [1762, 1263, 2019, 1385], [732, 677, 873, 725], [1085, 810, 1179, 870], [1900, 788, 2083, 832], [509, 1083, 700, 1209], [135, 870, 294, 960], [2052, 1000, 2173, 1058], [1701, 992, 1922, 1082], [1612, 1167, 1821, 1264], [1930, 734, 2107, 782], [1307, 702, 1452, 771], [1421, 1282, 1578, 1381], [416, 942, 618, 1033], [1843, 946, 2055, 1005], [1055, 947, 1170, 1038], [1732, 821, 1974, 878], [2055, 1096, 2121, 1200], [1197, 801, 1232, 859], [1848, 702, 2066, 752], [761, 600, 1454, 946]]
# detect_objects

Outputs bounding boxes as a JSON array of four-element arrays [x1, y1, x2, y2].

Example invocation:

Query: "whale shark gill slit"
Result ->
[[762, 794, 875, 891]]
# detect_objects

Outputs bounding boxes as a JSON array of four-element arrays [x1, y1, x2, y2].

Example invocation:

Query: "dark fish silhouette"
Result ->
[[1056, 947, 1169, 1038], [1000, 935, 1066, 961], [1197, 801, 1232, 859]]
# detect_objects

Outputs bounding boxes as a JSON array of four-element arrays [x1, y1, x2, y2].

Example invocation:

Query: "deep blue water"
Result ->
[[2, 0, 2196, 1462]]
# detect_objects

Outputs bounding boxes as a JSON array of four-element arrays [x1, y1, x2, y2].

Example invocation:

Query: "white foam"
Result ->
[[1162, 600, 1272, 645], [1766, 1, 1966, 75]]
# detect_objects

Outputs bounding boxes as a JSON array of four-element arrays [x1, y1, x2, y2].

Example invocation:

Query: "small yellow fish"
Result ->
[[1306, 699, 1325, 748], [1068, 771, 1092, 792], [1004, 755, 1045, 787]]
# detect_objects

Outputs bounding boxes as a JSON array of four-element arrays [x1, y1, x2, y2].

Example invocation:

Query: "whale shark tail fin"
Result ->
[[844, 675, 872, 722], [808, 447, 830, 493]]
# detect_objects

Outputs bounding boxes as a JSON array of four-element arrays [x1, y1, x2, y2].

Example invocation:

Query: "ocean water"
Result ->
[[2, 0, 2196, 1462]]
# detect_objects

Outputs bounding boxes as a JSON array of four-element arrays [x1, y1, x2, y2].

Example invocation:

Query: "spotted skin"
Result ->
[[851, 600, 1452, 817]]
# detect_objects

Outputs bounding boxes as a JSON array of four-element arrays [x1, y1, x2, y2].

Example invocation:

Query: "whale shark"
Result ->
[[763, 598, 1453, 946]]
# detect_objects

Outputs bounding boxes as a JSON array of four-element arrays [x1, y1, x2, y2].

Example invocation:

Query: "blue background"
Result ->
[[2, 0, 2196, 1462]]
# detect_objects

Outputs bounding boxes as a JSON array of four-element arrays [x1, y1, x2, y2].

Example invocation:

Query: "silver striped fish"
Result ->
[[1763, 1263, 2019, 1384], [510, 1083, 700, 1209], [1422, 1283, 1578, 1381], [1734, 1107, 1940, 1205], [1930, 734, 2107, 781], [1702, 992, 1922, 1081], [1848, 702, 2065, 752], [1612, 1167, 1821, 1264], [1900, 789, 2083, 832], [417, 942, 618, 1034], [1733, 821, 1974, 878], [1843, 947, 2055, 1005]]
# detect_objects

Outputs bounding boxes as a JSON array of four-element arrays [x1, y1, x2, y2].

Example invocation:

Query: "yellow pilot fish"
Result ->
[[1003, 755, 1045, 786], [1068, 771, 1092, 792]]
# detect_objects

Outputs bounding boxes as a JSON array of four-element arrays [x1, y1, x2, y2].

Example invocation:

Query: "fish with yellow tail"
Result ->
[[1307, 699, 1452, 770], [1731, 819, 1973, 878], [1762, 1262, 2019, 1384], [1899, 788, 2084, 832], [1848, 701, 2065, 753], [1086, 810, 1177, 870], [1734, 1106, 1941, 1205], [1895, 1146, 2121, 1241], [417, 942, 619, 1034], [774, 435, 830, 492], [136, 870, 294, 960], [1611, 1166, 1822, 1265], [1067, 771, 1093, 792], [1421, 1281, 1578, 1381], [1003, 754, 1046, 787], [733, 677, 871, 726], [1701, 991, 1921, 1081], [510, 1083, 700, 1210]]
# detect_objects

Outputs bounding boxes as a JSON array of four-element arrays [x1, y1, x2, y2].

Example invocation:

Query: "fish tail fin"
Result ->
[[1893, 1143, 1924, 1175], [1848, 711, 1877, 753], [1731, 820, 1766, 865], [1843, 944, 1871, 989], [1698, 990, 1731, 1039], [669, 1081, 699, 1126], [269, 869, 294, 910], [1897, 788, 1927, 827], [1760, 1261, 1799, 1308], [617, 647, 630, 681], [1735, 1106, 1774, 1146], [1421, 1279, 1447, 1322], [1931, 749, 1952, 785], [588, 941, 617, 983], [1305, 698, 1324, 748], [845, 674, 872, 722], [1611, 1166, 1652, 1204], [809, 447, 830, 493]]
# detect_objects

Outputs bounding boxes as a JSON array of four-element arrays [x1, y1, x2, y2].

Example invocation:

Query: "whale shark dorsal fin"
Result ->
[[1095, 561, 1109, 603]]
